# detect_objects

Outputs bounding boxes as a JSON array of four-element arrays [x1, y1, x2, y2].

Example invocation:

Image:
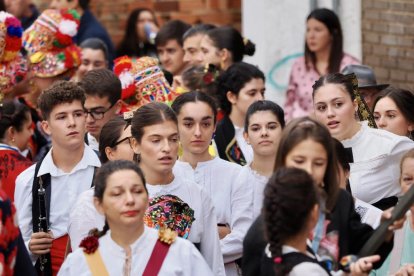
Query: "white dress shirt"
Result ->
[[146, 176, 225, 276], [342, 123, 414, 204], [174, 158, 252, 276], [14, 145, 101, 261], [86, 133, 99, 152], [59, 226, 213, 276], [68, 188, 105, 250]]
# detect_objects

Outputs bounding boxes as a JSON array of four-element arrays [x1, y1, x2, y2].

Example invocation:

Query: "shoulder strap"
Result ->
[[83, 249, 109, 276], [32, 157, 52, 276], [142, 239, 172, 276]]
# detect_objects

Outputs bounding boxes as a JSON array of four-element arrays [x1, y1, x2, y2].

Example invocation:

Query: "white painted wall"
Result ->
[[242, 0, 361, 106]]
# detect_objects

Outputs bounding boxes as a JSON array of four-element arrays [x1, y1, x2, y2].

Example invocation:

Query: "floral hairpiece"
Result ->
[[52, 9, 80, 50], [0, 13, 23, 62], [344, 73, 377, 128], [203, 63, 220, 85], [79, 236, 99, 254]]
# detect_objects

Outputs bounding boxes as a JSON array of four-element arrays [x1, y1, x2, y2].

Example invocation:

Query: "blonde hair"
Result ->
[[400, 149, 414, 183]]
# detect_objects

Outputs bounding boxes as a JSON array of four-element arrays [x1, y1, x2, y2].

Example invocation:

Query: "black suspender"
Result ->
[[31, 156, 98, 275]]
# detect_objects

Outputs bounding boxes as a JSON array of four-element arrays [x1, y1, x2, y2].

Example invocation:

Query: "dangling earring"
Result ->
[[220, 58, 225, 70]]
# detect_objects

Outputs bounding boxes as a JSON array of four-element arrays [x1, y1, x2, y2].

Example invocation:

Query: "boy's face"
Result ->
[[84, 95, 119, 140], [42, 100, 87, 150], [157, 39, 187, 76]]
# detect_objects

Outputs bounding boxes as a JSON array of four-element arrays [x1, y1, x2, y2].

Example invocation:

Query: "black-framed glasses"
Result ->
[[113, 136, 132, 148], [85, 103, 115, 120]]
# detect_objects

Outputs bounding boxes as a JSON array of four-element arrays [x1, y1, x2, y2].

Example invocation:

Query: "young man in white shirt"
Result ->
[[14, 81, 101, 275], [79, 68, 122, 152]]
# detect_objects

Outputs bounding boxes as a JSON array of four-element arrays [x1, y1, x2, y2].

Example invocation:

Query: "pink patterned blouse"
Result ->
[[284, 53, 360, 121]]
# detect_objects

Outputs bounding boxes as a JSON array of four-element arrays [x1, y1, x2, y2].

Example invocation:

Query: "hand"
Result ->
[[394, 264, 414, 276], [29, 231, 53, 255], [381, 207, 407, 241], [218, 225, 231, 239], [350, 255, 380, 276]]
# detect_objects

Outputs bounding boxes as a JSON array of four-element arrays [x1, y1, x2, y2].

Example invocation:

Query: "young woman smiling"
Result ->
[[172, 91, 250, 276], [312, 73, 414, 210], [130, 102, 225, 275]]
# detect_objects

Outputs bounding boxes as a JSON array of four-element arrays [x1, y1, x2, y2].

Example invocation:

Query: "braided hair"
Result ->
[[263, 167, 319, 275]]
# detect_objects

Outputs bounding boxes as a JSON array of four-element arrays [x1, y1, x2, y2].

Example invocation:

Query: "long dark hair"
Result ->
[[0, 100, 31, 140], [92, 160, 147, 237], [116, 8, 158, 57], [264, 167, 319, 275], [373, 87, 414, 139], [275, 117, 339, 211], [305, 8, 343, 74], [131, 102, 178, 143]]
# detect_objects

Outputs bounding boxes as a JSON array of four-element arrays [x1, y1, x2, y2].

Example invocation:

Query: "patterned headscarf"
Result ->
[[0, 12, 27, 92], [113, 56, 179, 113], [23, 9, 81, 78], [143, 194, 195, 239]]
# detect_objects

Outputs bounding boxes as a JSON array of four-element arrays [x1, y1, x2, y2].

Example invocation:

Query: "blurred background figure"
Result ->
[[74, 38, 109, 81], [284, 8, 359, 121], [342, 64, 389, 111], [155, 19, 191, 77], [200, 26, 255, 71], [116, 8, 159, 58], [4, 0, 39, 30], [373, 87, 414, 139], [183, 23, 216, 66]]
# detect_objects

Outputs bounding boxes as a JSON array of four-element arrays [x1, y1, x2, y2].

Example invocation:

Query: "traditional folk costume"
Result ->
[[14, 146, 101, 275], [59, 227, 213, 276], [234, 164, 269, 219], [343, 122, 414, 209], [214, 115, 253, 166], [68, 177, 225, 275], [113, 56, 179, 113], [0, 12, 32, 201], [22, 9, 82, 162], [145, 177, 225, 275], [173, 157, 252, 276]]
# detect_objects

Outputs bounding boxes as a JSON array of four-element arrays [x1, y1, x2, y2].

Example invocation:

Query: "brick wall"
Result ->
[[33, 0, 241, 50], [362, 0, 414, 90]]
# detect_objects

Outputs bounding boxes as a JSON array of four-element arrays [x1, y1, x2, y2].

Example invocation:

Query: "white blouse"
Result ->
[[14, 145, 101, 262], [342, 123, 414, 204], [235, 164, 269, 219], [146, 176, 225, 276], [173, 158, 252, 276], [59, 227, 213, 276], [68, 188, 105, 250]]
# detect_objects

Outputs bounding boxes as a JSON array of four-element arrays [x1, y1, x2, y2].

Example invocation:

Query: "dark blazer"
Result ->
[[242, 189, 393, 276]]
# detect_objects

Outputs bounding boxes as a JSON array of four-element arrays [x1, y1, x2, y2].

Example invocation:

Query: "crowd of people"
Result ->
[[1, 1, 414, 275]]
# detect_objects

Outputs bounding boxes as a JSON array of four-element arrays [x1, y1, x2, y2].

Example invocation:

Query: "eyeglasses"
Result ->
[[113, 136, 132, 148], [85, 103, 115, 120]]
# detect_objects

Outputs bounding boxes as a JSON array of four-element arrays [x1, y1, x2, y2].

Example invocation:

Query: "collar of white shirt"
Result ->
[[37, 144, 101, 177]]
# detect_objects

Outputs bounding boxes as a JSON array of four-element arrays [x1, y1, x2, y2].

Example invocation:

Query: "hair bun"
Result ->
[[243, 38, 256, 56]]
